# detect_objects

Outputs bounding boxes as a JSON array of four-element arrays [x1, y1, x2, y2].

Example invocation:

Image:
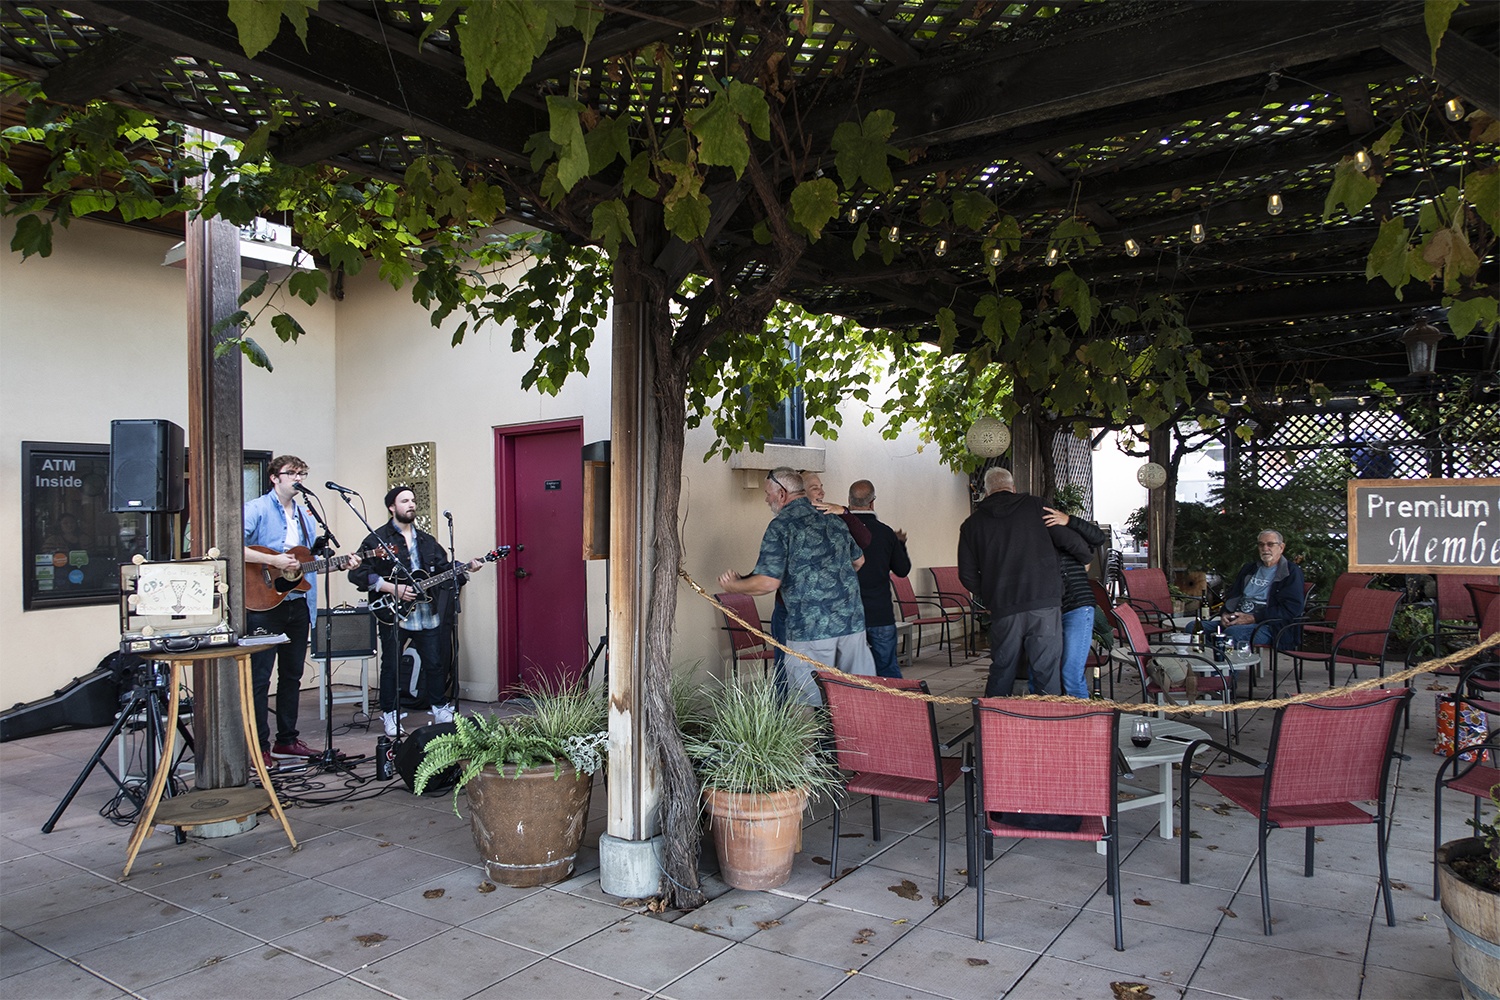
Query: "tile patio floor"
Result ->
[[0, 642, 1474, 999]]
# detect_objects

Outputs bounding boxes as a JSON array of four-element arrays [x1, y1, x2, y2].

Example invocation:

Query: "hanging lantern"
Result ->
[[965, 417, 1012, 458]]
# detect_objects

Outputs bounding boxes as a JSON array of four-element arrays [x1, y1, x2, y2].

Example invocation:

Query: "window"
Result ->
[[21, 442, 159, 610], [765, 340, 805, 446]]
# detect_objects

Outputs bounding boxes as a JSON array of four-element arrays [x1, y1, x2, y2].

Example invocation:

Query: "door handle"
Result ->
[[515, 568, 530, 579]]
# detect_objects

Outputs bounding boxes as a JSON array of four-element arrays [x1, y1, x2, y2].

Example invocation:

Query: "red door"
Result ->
[[494, 420, 587, 696]]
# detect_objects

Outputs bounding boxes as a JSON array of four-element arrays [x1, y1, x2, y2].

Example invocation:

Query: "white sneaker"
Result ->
[[432, 703, 455, 724], [382, 711, 399, 737]]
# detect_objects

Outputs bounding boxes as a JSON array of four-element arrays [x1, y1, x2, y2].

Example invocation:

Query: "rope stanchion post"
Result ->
[[680, 567, 1500, 716]]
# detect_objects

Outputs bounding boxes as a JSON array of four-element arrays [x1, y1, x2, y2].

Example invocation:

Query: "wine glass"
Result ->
[[1131, 718, 1153, 748]]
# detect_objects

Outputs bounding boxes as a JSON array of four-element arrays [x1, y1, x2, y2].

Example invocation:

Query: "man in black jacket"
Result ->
[[349, 486, 485, 737], [959, 468, 1092, 696], [845, 479, 911, 677]]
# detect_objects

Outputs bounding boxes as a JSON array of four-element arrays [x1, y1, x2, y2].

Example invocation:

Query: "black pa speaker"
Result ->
[[310, 607, 377, 660], [109, 419, 185, 512], [395, 722, 459, 794]]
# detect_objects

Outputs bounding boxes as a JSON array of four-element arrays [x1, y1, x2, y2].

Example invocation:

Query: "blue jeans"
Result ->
[[1059, 605, 1096, 699], [866, 624, 901, 678], [1225, 622, 1276, 647], [771, 600, 789, 701]]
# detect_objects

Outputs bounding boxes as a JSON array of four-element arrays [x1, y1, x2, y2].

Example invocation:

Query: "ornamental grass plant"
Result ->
[[684, 676, 840, 799], [412, 682, 607, 814]]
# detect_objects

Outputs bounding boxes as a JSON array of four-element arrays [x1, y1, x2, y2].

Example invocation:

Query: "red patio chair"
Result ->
[[1269, 587, 1402, 695], [714, 592, 775, 681], [1433, 733, 1500, 898], [969, 699, 1123, 950], [1180, 687, 1412, 935], [1120, 567, 1179, 635], [1436, 574, 1499, 646], [1301, 572, 1374, 641], [1110, 603, 1234, 740], [1468, 583, 1500, 624], [814, 671, 964, 900], [930, 565, 979, 657], [890, 573, 957, 667]]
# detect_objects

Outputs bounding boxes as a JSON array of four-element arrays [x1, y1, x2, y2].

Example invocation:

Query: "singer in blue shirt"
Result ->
[[243, 456, 360, 766]]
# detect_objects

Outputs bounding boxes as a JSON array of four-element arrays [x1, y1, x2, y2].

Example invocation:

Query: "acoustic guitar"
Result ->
[[368, 546, 510, 624], [244, 544, 387, 612]]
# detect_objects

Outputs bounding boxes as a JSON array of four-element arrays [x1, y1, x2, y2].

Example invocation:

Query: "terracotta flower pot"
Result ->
[[465, 761, 594, 887], [703, 786, 808, 890], [1436, 837, 1500, 1000]]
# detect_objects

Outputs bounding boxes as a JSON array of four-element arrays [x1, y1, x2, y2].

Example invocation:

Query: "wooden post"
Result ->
[[185, 149, 247, 791], [1010, 410, 1046, 496], [601, 284, 662, 872], [1146, 431, 1171, 572]]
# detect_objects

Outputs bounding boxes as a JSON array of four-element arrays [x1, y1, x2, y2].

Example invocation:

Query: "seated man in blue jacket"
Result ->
[[1218, 530, 1305, 648]]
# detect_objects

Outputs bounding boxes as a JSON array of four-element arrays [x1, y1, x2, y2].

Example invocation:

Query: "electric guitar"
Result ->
[[368, 546, 510, 624], [244, 544, 389, 612]]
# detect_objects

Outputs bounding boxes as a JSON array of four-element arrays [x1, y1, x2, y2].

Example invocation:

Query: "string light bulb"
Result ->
[[934, 237, 949, 258], [846, 204, 860, 224], [1045, 246, 1060, 266], [1266, 192, 1284, 216], [1124, 236, 1141, 257], [1190, 217, 1207, 244], [885, 223, 900, 242], [1445, 97, 1464, 121], [987, 246, 1002, 267], [1353, 148, 1372, 172]]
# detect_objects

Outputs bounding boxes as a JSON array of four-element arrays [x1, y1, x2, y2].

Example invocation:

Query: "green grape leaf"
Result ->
[[547, 96, 590, 192], [831, 110, 899, 192], [227, 0, 313, 58], [789, 177, 839, 241], [1444, 294, 1498, 337]]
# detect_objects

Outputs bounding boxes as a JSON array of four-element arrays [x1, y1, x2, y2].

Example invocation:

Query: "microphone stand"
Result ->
[[442, 511, 462, 711], [298, 488, 358, 775]]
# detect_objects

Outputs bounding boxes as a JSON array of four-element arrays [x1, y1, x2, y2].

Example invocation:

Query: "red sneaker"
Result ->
[[271, 739, 319, 758], [260, 751, 276, 771]]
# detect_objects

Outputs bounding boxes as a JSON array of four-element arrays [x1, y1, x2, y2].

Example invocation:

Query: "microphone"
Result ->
[[325, 480, 357, 494], [442, 509, 453, 522], [293, 482, 314, 496]]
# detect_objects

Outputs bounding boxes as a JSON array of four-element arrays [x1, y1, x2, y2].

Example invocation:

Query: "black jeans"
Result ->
[[377, 623, 448, 713], [246, 597, 311, 750]]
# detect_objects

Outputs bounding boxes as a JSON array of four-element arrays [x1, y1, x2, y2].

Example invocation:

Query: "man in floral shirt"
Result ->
[[719, 467, 875, 705]]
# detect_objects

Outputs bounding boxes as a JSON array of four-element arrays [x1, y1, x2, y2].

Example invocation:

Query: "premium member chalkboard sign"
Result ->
[[1348, 477, 1500, 573]]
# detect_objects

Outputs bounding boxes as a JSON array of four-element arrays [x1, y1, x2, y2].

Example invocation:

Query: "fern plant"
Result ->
[[413, 683, 607, 815]]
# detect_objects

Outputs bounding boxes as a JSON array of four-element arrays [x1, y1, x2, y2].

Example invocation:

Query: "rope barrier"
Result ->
[[681, 567, 1500, 717]]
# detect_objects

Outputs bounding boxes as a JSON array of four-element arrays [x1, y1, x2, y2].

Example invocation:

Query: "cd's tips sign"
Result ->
[[1349, 478, 1500, 572]]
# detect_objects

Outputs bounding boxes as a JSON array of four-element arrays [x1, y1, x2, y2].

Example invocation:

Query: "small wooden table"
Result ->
[[123, 645, 297, 875]]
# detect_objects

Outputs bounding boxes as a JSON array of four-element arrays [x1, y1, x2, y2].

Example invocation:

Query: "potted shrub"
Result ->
[[413, 684, 607, 887], [1436, 785, 1500, 1000], [683, 677, 839, 890]]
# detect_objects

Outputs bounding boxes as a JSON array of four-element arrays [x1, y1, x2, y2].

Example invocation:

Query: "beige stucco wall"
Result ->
[[1, 217, 971, 711]]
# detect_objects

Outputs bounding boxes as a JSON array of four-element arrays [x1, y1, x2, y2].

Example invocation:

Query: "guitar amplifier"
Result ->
[[310, 606, 377, 659], [119, 558, 236, 655]]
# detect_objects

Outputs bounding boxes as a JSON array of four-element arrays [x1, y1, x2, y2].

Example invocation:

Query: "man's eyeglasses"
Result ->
[[274, 470, 307, 479]]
